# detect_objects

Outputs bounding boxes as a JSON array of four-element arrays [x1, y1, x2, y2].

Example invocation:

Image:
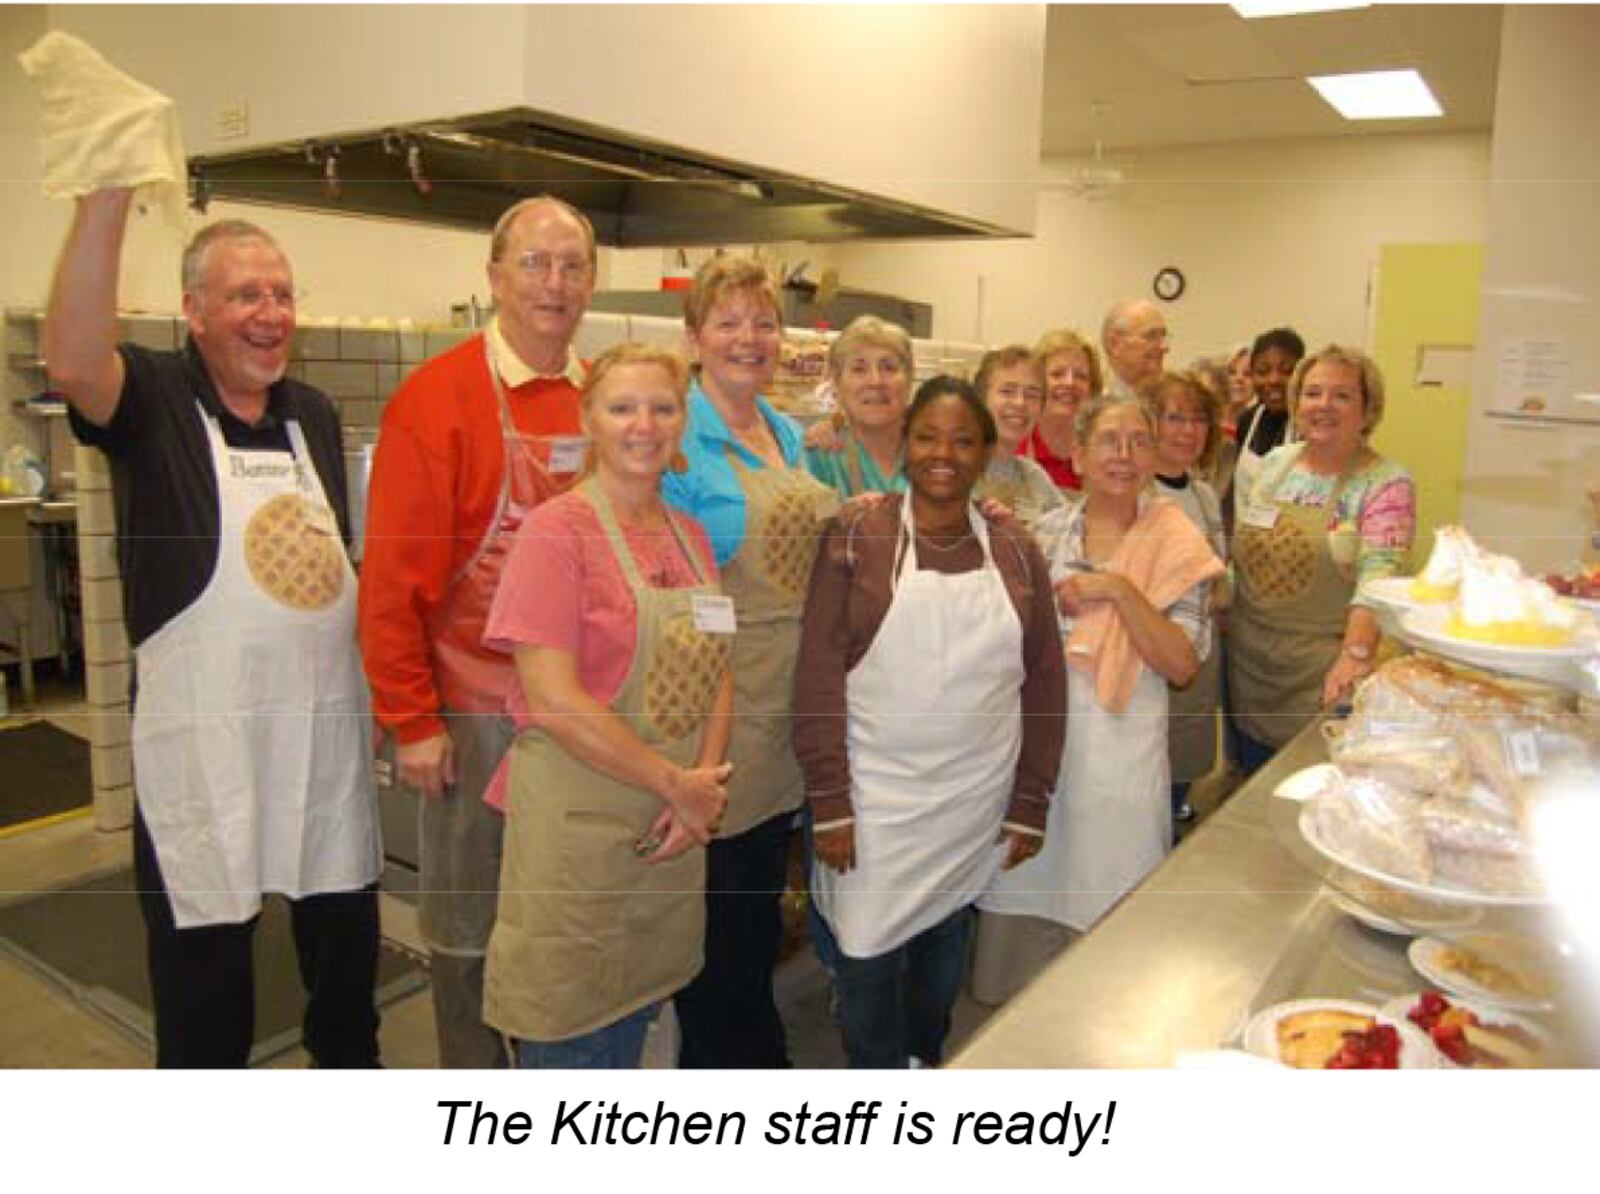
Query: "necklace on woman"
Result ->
[[915, 528, 975, 553]]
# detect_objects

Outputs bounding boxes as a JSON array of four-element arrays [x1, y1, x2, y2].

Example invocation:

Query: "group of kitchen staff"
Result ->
[[43, 169, 1413, 1069], [797, 301, 1414, 1027]]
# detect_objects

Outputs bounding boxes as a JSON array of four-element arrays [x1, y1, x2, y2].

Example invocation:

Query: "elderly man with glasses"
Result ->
[[359, 196, 597, 1067], [46, 189, 383, 1068], [1100, 298, 1171, 399]]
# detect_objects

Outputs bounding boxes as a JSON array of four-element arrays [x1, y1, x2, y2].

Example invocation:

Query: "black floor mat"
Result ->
[[0, 721, 91, 831], [0, 868, 427, 1065]]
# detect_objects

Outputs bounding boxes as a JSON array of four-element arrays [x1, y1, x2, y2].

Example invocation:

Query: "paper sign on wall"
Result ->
[[1493, 336, 1570, 416]]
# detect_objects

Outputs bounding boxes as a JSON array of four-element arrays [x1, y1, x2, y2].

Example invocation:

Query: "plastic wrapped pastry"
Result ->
[[1311, 775, 1432, 886]]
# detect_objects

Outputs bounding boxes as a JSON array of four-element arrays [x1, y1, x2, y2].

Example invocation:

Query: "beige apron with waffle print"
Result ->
[[483, 481, 730, 1042], [1230, 454, 1356, 749], [719, 448, 839, 838]]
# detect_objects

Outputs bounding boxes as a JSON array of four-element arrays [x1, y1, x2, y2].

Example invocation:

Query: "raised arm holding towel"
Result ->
[[33, 34, 381, 1068]]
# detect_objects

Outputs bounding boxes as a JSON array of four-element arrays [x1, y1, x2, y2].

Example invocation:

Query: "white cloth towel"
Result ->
[[18, 31, 189, 227]]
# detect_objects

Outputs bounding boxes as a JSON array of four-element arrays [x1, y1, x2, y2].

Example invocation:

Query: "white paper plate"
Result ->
[[1378, 993, 1554, 1068], [1408, 935, 1559, 1013], [1273, 763, 1341, 804], [1171, 1049, 1285, 1071], [1564, 594, 1600, 617], [1327, 889, 1412, 935], [1242, 998, 1439, 1069], [1400, 604, 1600, 663], [1324, 888, 1480, 937], [1299, 805, 1546, 908]]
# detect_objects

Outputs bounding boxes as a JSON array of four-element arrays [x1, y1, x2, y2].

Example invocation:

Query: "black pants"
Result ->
[[133, 811, 382, 1068], [674, 812, 792, 1068]]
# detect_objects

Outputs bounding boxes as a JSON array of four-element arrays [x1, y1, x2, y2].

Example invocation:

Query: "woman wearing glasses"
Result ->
[[974, 393, 1224, 1003], [1151, 371, 1229, 830]]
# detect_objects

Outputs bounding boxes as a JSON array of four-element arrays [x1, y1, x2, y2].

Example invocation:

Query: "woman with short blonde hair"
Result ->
[[1022, 329, 1101, 493], [1229, 344, 1415, 776], [483, 342, 733, 1068], [662, 254, 841, 1067], [806, 315, 914, 497]]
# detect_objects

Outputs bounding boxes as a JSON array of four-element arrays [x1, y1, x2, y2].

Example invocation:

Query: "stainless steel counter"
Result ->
[[950, 722, 1598, 1068]]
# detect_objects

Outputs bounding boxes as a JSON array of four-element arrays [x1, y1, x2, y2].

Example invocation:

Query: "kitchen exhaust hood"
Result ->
[[187, 108, 1014, 246]]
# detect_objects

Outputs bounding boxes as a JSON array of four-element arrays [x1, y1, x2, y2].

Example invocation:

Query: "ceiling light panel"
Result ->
[[1233, 1, 1370, 17], [1308, 68, 1444, 119]]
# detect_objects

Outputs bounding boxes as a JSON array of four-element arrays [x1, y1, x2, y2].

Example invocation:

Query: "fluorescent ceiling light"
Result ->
[[1308, 69, 1443, 120], [1233, 1, 1370, 16]]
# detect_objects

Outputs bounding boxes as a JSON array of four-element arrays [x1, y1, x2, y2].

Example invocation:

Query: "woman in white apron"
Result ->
[[794, 377, 1067, 1068], [481, 345, 733, 1068], [1229, 327, 1305, 527], [975, 393, 1224, 1004]]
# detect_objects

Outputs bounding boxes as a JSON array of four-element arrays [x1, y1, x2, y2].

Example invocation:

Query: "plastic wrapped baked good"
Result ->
[[1447, 711, 1600, 824], [1416, 788, 1526, 857], [1326, 726, 1469, 796], [1311, 775, 1432, 886], [1430, 847, 1542, 897], [1350, 655, 1549, 731]]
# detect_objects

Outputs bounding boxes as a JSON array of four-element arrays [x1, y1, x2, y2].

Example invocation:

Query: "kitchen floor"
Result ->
[[0, 671, 1013, 1070], [0, 668, 1238, 1070]]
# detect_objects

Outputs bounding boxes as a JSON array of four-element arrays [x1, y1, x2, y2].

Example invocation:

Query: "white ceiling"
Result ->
[[1041, 3, 1503, 155]]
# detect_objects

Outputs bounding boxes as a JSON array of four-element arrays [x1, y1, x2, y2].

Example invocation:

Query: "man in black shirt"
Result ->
[[45, 186, 382, 1068]]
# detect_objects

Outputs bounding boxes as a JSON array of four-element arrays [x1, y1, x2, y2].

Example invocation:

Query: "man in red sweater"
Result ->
[[359, 197, 595, 1067]]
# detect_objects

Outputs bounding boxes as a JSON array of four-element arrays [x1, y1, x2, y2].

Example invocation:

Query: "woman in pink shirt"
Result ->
[[480, 343, 734, 1069]]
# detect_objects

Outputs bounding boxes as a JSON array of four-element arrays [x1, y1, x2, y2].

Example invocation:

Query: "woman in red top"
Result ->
[[1019, 328, 1101, 493]]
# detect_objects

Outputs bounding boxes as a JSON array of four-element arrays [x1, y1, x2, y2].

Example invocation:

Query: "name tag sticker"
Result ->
[[303, 502, 339, 536], [1241, 503, 1280, 530], [691, 595, 737, 635], [547, 436, 587, 476]]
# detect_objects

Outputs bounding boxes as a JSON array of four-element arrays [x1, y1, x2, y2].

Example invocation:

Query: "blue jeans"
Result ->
[[1234, 730, 1278, 780], [515, 1002, 658, 1069], [821, 904, 973, 1069]]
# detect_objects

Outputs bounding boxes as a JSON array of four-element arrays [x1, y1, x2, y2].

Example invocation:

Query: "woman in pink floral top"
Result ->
[[1228, 345, 1416, 774]]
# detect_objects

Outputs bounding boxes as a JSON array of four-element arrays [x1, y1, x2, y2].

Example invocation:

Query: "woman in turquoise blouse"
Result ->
[[803, 315, 911, 498]]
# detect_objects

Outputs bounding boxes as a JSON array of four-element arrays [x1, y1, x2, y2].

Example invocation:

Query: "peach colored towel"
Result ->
[[1066, 499, 1225, 714]]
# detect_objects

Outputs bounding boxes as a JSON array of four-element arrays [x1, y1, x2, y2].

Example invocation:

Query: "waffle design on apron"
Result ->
[[1230, 451, 1356, 749], [645, 616, 731, 741], [719, 447, 840, 837], [483, 480, 726, 1042], [1234, 514, 1318, 603], [133, 406, 379, 928]]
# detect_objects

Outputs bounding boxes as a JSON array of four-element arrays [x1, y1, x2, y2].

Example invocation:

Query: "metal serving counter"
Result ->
[[950, 721, 1598, 1068]]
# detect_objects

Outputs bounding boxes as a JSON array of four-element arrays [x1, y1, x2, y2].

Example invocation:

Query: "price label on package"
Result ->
[[1503, 730, 1541, 778]]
